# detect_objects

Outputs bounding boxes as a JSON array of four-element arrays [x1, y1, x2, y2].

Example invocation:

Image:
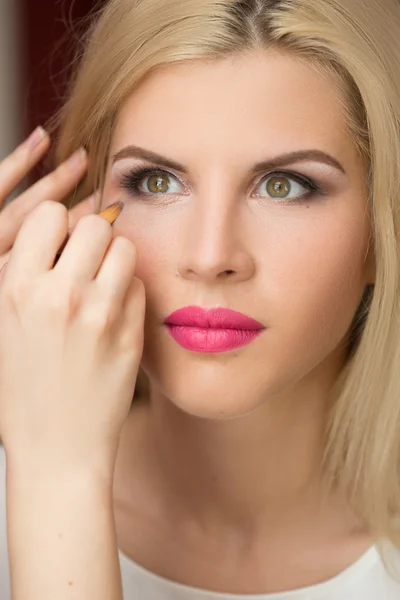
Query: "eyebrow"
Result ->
[[112, 145, 346, 175]]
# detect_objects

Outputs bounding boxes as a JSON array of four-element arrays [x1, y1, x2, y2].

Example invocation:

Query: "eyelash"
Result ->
[[119, 166, 322, 204]]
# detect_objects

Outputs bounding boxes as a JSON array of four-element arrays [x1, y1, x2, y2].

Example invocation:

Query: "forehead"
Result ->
[[112, 51, 353, 161]]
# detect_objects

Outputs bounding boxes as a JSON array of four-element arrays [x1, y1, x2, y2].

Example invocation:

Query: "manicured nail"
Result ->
[[67, 148, 87, 170], [26, 126, 48, 150]]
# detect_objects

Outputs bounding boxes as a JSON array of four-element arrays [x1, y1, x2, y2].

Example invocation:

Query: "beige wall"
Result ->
[[0, 0, 22, 162]]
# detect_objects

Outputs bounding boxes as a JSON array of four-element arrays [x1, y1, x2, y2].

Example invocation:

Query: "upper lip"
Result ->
[[164, 306, 265, 330]]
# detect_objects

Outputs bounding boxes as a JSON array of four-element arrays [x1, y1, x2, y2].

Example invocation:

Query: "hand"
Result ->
[[0, 126, 95, 272], [0, 199, 145, 479]]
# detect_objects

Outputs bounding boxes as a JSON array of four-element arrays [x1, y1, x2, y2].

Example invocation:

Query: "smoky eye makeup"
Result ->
[[111, 157, 340, 205], [119, 166, 186, 196], [111, 159, 188, 199]]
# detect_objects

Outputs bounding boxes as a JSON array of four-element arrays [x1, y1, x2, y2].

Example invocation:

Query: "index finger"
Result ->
[[0, 194, 98, 276]]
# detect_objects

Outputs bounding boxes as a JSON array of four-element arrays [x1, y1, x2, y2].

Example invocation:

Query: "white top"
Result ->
[[1, 443, 400, 599]]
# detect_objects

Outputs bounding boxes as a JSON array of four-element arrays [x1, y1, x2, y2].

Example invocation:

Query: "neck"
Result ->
[[138, 365, 362, 541]]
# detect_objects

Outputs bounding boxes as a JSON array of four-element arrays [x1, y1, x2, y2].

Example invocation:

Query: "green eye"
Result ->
[[147, 173, 171, 193], [266, 176, 292, 198], [257, 172, 318, 202]]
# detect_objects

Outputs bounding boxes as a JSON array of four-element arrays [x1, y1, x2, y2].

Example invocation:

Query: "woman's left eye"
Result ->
[[255, 172, 317, 202]]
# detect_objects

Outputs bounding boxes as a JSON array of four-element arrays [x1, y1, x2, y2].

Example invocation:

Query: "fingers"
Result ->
[[116, 273, 146, 352], [6, 197, 124, 283], [0, 250, 11, 272], [0, 193, 96, 275], [0, 127, 50, 204], [0, 261, 8, 284], [0, 147, 88, 254], [93, 236, 144, 353], [95, 236, 138, 306], [53, 213, 114, 282], [5, 201, 71, 277]]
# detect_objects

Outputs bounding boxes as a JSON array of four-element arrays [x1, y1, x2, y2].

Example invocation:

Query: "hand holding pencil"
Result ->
[[0, 128, 95, 274], [0, 131, 144, 600], [0, 134, 145, 483], [54, 200, 125, 265], [0, 194, 145, 473]]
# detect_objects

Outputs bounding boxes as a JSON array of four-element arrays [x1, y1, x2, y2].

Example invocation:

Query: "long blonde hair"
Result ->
[[54, 0, 400, 554]]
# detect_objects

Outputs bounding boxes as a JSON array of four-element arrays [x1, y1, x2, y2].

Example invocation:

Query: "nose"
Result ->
[[176, 194, 255, 284]]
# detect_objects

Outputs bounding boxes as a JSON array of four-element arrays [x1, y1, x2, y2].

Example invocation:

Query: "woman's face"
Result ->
[[102, 51, 375, 419]]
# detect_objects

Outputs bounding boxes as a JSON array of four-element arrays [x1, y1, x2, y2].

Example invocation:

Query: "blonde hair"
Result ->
[[54, 0, 400, 556]]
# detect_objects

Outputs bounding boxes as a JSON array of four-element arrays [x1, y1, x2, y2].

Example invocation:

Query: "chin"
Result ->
[[163, 388, 264, 420], [141, 357, 279, 421], [140, 326, 319, 420]]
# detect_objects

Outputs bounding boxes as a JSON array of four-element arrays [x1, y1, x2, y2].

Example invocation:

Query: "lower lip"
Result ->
[[165, 325, 263, 353]]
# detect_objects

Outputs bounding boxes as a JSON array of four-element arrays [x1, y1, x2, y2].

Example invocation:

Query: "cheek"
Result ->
[[110, 206, 179, 286], [265, 211, 369, 356]]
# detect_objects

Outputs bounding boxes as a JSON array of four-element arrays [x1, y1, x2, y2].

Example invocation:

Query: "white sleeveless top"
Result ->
[[1, 443, 400, 599]]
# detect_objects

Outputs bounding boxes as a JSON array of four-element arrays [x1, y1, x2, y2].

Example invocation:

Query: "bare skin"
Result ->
[[112, 401, 371, 594], [0, 128, 123, 600], [0, 127, 94, 268], [100, 51, 376, 594], [0, 50, 376, 598]]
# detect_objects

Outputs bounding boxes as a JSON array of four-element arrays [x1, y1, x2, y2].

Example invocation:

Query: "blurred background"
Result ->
[[0, 0, 101, 181]]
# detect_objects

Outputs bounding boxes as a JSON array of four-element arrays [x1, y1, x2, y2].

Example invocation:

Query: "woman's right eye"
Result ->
[[119, 167, 184, 197]]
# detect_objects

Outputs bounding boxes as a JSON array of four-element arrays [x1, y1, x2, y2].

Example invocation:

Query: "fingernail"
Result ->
[[26, 126, 48, 150], [67, 147, 87, 170]]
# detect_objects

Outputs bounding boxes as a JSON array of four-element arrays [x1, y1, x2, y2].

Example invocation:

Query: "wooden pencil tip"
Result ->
[[99, 200, 124, 224]]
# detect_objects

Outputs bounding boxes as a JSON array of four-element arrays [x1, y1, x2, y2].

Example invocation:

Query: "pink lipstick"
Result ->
[[164, 306, 265, 353]]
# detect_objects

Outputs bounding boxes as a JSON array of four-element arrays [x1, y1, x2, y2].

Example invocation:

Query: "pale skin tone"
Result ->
[[0, 50, 377, 597], [104, 51, 375, 592]]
